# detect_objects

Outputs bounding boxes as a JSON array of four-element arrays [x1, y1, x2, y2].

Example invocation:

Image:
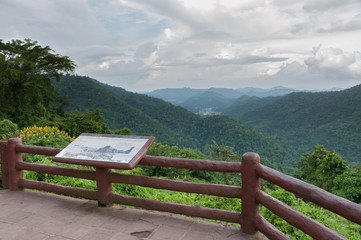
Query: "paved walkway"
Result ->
[[0, 190, 268, 240]]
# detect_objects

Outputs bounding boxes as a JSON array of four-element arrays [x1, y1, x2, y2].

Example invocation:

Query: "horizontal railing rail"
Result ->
[[0, 138, 360, 240], [17, 161, 96, 180], [19, 178, 98, 200], [109, 193, 241, 223], [255, 190, 347, 240], [107, 171, 242, 198], [15, 144, 62, 156], [256, 164, 361, 226], [140, 155, 243, 172]]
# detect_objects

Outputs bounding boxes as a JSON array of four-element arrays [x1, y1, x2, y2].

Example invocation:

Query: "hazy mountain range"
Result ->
[[145, 86, 342, 114]]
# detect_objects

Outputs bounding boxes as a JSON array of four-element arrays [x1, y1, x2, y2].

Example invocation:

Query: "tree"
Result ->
[[298, 145, 348, 191], [210, 140, 241, 185], [113, 128, 133, 135], [58, 109, 110, 137], [0, 39, 76, 126], [142, 142, 213, 181], [332, 166, 361, 203]]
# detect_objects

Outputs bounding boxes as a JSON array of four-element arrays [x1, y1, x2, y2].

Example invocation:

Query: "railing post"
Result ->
[[0, 141, 9, 189], [7, 138, 24, 191], [96, 167, 113, 207], [241, 152, 261, 234]]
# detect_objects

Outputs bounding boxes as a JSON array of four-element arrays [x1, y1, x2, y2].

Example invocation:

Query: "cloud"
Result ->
[[318, 13, 361, 32], [210, 56, 288, 66], [1, 0, 361, 91], [135, 42, 157, 59], [305, 46, 361, 79], [302, 0, 361, 12], [261, 47, 361, 90]]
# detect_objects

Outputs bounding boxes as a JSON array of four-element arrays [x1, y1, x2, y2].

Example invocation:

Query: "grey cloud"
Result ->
[[0, 0, 107, 48], [290, 23, 311, 34], [260, 61, 352, 90], [80, 59, 150, 86], [318, 15, 361, 33], [277, 62, 309, 77], [192, 31, 234, 41], [193, 53, 207, 58], [303, 0, 361, 12], [210, 56, 288, 65], [135, 42, 157, 58], [124, 0, 207, 30], [155, 55, 287, 68]]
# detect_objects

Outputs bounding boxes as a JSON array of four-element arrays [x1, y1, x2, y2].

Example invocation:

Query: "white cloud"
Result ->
[[305, 47, 361, 78]]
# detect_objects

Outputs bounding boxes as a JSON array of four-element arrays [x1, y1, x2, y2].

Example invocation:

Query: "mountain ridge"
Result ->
[[237, 84, 361, 165], [145, 86, 300, 105]]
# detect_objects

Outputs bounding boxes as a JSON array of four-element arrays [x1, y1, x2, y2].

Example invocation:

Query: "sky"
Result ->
[[1, 0, 361, 92]]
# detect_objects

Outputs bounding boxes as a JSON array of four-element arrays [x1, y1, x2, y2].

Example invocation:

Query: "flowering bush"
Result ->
[[1, 125, 74, 148]]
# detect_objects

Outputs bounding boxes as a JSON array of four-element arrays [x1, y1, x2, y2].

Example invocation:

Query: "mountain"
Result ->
[[236, 86, 299, 97], [53, 75, 196, 145], [180, 91, 234, 113], [144, 88, 203, 105], [238, 85, 361, 166], [145, 86, 298, 105], [145, 86, 299, 115], [223, 95, 281, 118], [53, 75, 294, 172]]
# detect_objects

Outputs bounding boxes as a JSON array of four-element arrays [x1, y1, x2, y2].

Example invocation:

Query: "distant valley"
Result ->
[[145, 86, 342, 115]]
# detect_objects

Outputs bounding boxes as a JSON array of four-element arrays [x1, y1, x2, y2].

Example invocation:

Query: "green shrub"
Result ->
[[0, 119, 18, 139]]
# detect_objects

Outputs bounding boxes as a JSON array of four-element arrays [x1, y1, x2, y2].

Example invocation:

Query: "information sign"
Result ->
[[53, 133, 155, 169]]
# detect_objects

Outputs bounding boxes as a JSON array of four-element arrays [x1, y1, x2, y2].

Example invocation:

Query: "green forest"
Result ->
[[1, 39, 361, 239]]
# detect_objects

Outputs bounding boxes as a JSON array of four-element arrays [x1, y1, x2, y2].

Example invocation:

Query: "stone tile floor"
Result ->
[[0, 190, 268, 240]]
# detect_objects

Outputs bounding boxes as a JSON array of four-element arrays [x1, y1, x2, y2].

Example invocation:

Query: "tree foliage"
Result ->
[[210, 140, 241, 185], [0, 39, 75, 126], [142, 142, 213, 182], [298, 145, 348, 191], [58, 109, 110, 137], [112, 128, 133, 135], [332, 166, 361, 203]]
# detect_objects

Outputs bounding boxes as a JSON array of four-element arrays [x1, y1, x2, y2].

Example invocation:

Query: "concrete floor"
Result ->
[[0, 190, 268, 240]]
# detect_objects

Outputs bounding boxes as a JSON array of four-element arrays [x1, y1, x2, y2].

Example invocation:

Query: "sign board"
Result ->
[[53, 133, 155, 169]]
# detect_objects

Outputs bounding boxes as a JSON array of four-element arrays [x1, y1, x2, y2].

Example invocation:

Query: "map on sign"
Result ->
[[53, 133, 155, 169]]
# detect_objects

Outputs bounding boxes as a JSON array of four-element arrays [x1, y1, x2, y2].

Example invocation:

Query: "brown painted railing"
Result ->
[[1, 138, 361, 240]]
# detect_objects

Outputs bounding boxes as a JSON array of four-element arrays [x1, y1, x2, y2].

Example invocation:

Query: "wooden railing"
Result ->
[[1, 138, 361, 240]]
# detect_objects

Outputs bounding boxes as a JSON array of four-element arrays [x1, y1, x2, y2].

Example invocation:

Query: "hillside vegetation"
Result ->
[[236, 85, 361, 166]]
